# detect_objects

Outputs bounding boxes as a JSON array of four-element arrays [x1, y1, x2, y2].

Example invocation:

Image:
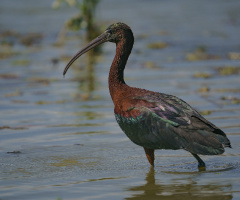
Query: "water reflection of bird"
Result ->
[[125, 168, 233, 200], [63, 22, 231, 170]]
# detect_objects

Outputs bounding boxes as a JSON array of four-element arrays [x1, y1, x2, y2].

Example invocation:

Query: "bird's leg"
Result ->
[[191, 153, 206, 171], [144, 148, 155, 167]]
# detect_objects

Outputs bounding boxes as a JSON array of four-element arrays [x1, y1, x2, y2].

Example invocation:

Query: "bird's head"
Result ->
[[63, 22, 132, 76], [105, 22, 132, 43]]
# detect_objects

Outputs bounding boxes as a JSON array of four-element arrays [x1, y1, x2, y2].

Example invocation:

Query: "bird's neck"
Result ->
[[108, 35, 134, 102]]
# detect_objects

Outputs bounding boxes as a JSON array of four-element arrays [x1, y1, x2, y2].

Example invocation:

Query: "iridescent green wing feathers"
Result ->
[[133, 92, 227, 136], [133, 93, 197, 127]]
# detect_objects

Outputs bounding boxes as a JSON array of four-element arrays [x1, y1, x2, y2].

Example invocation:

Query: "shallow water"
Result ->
[[0, 0, 240, 199]]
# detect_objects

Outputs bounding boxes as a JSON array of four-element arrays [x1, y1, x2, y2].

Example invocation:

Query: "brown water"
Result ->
[[0, 0, 240, 199]]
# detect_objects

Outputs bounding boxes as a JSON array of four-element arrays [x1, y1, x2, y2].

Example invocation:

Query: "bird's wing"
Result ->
[[131, 92, 226, 132], [132, 92, 198, 127]]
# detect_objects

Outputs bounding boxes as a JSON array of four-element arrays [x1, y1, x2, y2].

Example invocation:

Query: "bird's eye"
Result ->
[[107, 29, 112, 34]]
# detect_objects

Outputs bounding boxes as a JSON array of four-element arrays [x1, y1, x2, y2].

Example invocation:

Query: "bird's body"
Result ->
[[64, 22, 231, 170], [114, 89, 228, 153]]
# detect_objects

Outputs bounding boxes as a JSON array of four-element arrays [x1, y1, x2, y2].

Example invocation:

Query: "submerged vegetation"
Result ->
[[216, 66, 240, 76], [52, 0, 102, 94], [147, 42, 168, 49], [0, 31, 43, 60], [186, 46, 221, 61], [52, 0, 101, 44]]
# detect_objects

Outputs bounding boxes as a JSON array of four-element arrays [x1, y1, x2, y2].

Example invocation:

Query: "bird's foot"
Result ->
[[198, 165, 206, 172], [191, 153, 206, 172], [198, 162, 206, 172]]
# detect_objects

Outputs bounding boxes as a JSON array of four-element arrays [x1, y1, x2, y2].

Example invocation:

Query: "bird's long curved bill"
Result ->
[[63, 32, 108, 76]]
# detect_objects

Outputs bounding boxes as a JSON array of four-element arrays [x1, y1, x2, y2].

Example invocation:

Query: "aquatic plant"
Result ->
[[52, 0, 100, 43]]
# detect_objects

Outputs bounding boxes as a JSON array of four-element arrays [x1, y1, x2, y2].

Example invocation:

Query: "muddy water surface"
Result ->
[[0, 0, 240, 199]]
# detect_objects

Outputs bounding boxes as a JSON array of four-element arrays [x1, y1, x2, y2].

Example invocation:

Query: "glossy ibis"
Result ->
[[63, 22, 231, 170]]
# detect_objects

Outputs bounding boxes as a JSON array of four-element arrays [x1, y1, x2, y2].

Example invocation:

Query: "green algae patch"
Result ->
[[197, 86, 210, 92], [27, 77, 60, 86], [20, 33, 43, 46], [143, 61, 158, 69], [12, 59, 30, 66], [0, 126, 26, 130], [45, 156, 100, 168], [186, 46, 220, 61], [221, 96, 240, 104], [147, 42, 168, 49], [193, 72, 212, 79], [228, 52, 240, 60], [0, 46, 20, 59], [216, 66, 240, 76], [0, 73, 19, 79], [198, 110, 212, 116], [215, 88, 240, 93], [35, 100, 67, 105], [5, 90, 22, 97]]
